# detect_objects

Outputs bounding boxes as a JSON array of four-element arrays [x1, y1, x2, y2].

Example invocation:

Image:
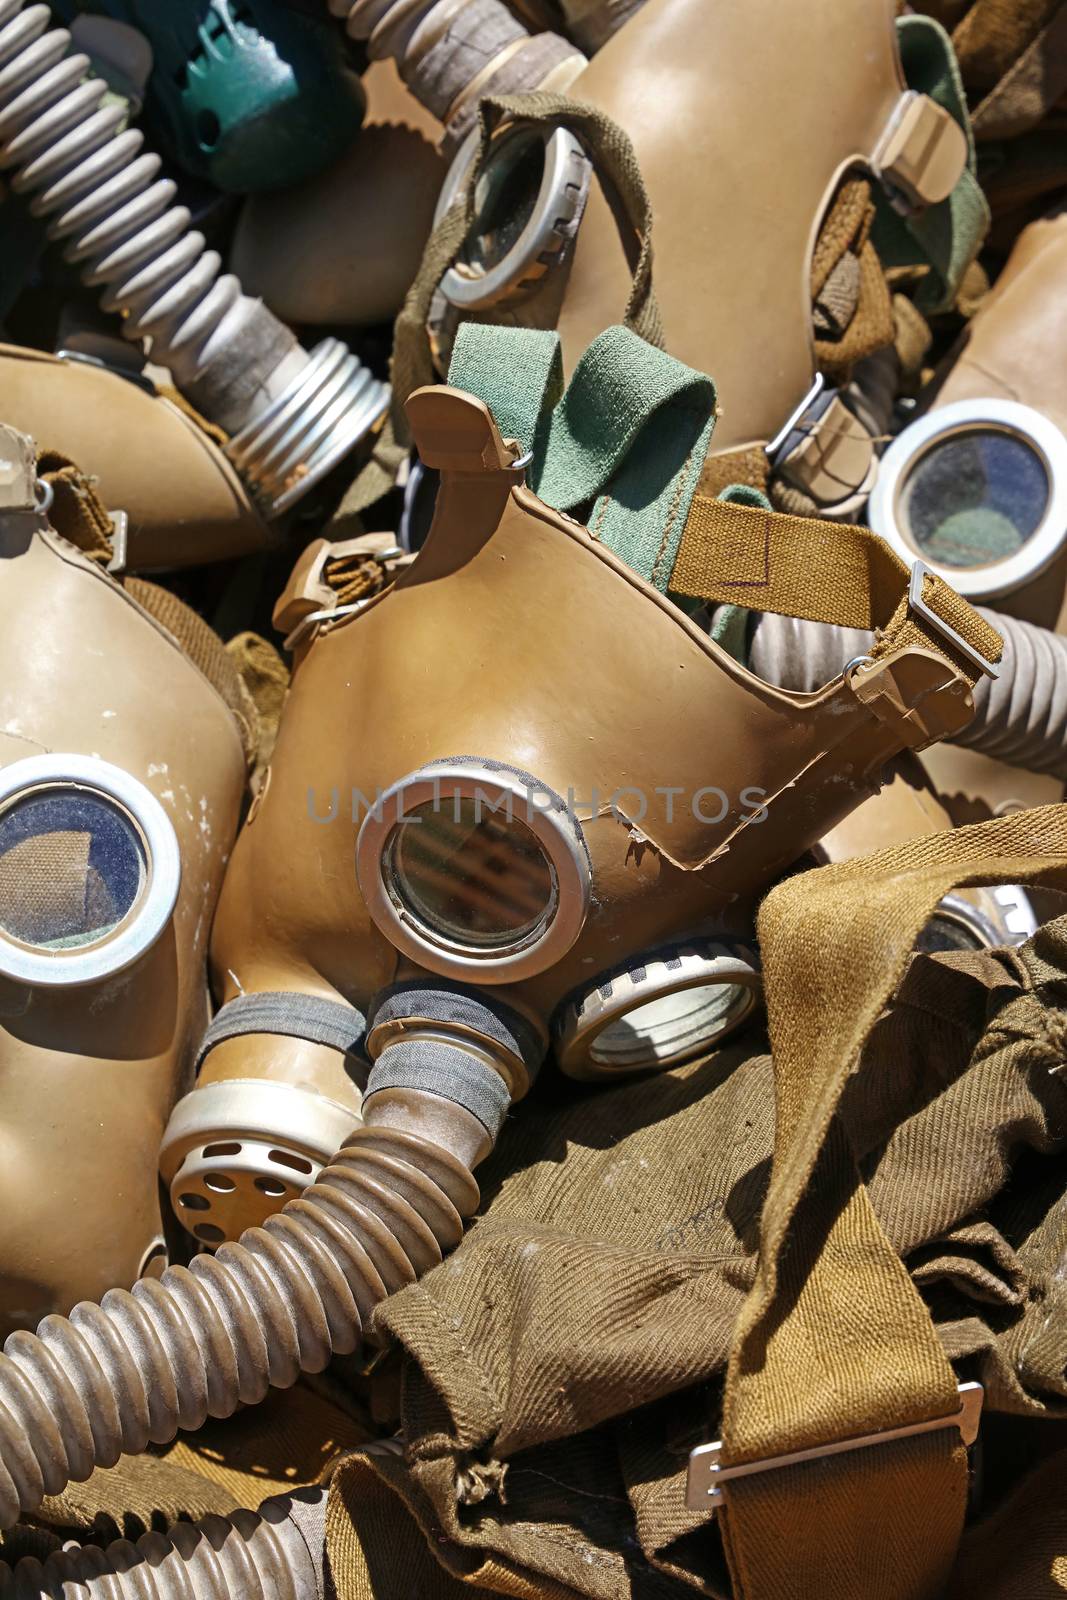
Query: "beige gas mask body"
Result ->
[[0, 345, 274, 572], [428, 0, 983, 517], [197, 323, 999, 1244], [0, 426, 246, 1334], [864, 209, 1067, 822]]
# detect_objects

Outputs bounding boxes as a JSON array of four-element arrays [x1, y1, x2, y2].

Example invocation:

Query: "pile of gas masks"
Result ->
[[0, 0, 1065, 1594]]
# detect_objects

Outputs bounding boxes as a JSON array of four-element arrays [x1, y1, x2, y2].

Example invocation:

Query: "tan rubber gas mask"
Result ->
[[0, 425, 247, 1334], [426, 0, 986, 518], [197, 322, 1000, 1245]]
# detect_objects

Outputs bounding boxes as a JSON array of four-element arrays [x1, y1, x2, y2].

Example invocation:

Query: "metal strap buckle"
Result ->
[[107, 510, 128, 575], [909, 561, 1001, 681], [765, 373, 826, 461], [686, 1381, 983, 1513]]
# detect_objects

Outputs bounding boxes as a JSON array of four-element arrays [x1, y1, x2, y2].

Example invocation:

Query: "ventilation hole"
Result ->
[[255, 1176, 288, 1198], [194, 1223, 225, 1244], [268, 1149, 313, 1175], [178, 1192, 210, 1211], [203, 1142, 241, 1158], [204, 1173, 236, 1193], [196, 109, 222, 152]]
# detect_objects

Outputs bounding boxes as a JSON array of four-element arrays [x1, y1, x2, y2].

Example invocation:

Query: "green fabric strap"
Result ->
[[873, 15, 990, 313], [448, 321, 716, 592]]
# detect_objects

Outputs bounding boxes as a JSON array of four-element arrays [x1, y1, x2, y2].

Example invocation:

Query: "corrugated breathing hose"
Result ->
[[0, 1, 388, 515], [0, 1122, 472, 1530], [0, 982, 539, 1533], [746, 607, 1067, 780], [328, 0, 587, 142], [0, 1489, 325, 1599]]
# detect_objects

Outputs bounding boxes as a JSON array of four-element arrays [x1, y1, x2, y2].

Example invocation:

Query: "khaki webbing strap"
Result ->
[[36, 450, 114, 565], [719, 806, 1067, 1600], [672, 495, 1002, 690], [330, 92, 665, 530]]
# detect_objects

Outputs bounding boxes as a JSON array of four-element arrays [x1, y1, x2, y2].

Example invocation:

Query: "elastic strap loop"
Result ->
[[196, 991, 367, 1072]]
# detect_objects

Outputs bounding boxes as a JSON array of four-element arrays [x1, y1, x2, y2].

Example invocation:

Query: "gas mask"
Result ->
[[870, 208, 1067, 621], [188, 320, 1000, 1244], [0, 343, 274, 572], [0, 424, 247, 1334], [426, 0, 986, 519]]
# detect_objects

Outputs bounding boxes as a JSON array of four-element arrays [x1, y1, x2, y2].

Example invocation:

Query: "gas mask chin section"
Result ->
[[159, 991, 369, 1247]]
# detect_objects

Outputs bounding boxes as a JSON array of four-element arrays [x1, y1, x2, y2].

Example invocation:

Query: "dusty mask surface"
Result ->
[[0, 424, 247, 1334]]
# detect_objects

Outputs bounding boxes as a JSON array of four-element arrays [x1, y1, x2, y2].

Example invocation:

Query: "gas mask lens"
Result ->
[[869, 399, 1067, 600], [0, 755, 180, 987], [587, 984, 755, 1073], [435, 125, 590, 312], [0, 789, 146, 951], [898, 429, 1048, 569], [383, 797, 558, 951], [357, 762, 590, 981]]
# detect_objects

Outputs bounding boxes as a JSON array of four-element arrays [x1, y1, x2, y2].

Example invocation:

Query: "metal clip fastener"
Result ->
[[686, 1380, 983, 1512], [282, 600, 368, 654], [107, 510, 128, 575], [765, 373, 826, 460], [909, 562, 1001, 680]]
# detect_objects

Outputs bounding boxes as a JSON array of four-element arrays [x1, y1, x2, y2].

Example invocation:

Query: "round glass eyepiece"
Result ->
[[587, 981, 756, 1073], [0, 754, 180, 987], [869, 399, 1067, 600], [357, 761, 590, 982], [899, 428, 1049, 569], [0, 787, 147, 951], [383, 796, 557, 952]]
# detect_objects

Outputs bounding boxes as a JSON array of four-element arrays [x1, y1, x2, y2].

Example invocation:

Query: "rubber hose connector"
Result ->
[[0, 1124, 478, 1529], [0, 1, 264, 399], [0, 2, 388, 509], [747, 608, 1067, 780], [0, 1493, 320, 1599], [330, 0, 586, 133]]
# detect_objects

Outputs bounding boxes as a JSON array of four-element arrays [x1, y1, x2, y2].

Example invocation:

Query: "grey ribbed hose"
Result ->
[[0, 1, 388, 514], [0, 1489, 326, 1599], [329, 0, 586, 139], [0, 1125, 478, 1530], [746, 608, 1067, 780]]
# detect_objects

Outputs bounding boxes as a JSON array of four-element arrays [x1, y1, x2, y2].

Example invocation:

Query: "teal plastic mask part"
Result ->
[[51, 0, 367, 194]]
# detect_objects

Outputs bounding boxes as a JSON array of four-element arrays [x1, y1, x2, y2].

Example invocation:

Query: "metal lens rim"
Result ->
[[0, 753, 180, 988], [436, 123, 585, 311], [356, 761, 590, 983], [868, 398, 1067, 601]]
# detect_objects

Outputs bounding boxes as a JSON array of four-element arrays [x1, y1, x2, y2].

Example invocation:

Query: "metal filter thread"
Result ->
[[0, 1125, 479, 1529], [0, 2, 388, 514]]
